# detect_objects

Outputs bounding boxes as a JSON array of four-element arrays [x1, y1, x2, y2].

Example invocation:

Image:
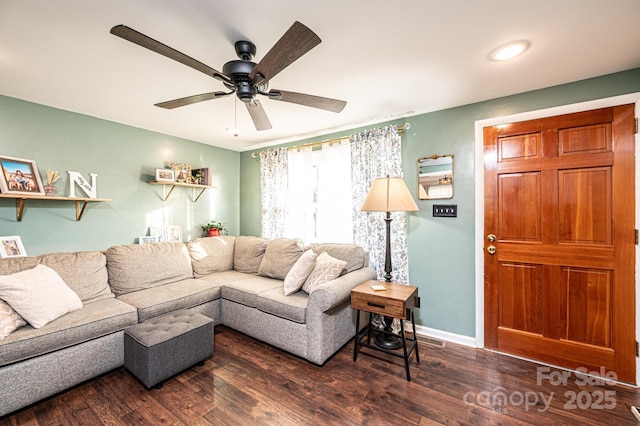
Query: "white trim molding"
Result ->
[[414, 323, 476, 348]]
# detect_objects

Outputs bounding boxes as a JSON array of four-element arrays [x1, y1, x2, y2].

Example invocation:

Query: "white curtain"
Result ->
[[284, 146, 314, 241], [260, 147, 288, 239], [350, 126, 409, 284], [315, 141, 353, 243]]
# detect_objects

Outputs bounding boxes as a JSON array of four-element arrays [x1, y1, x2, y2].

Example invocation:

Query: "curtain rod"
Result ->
[[250, 123, 409, 159]]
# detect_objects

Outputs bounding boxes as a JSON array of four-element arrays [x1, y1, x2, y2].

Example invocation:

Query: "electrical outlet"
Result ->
[[433, 204, 457, 217]]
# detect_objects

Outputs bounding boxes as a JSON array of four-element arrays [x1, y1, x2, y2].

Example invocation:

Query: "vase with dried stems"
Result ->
[[44, 170, 60, 196]]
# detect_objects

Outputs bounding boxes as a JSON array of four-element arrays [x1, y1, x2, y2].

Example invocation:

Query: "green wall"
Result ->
[[0, 95, 240, 255], [240, 67, 640, 338]]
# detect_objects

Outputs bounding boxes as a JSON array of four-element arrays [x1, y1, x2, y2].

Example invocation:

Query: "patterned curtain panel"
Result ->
[[350, 125, 410, 284], [260, 147, 288, 239]]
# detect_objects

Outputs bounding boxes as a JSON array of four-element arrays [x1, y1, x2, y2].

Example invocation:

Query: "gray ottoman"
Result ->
[[124, 309, 214, 389]]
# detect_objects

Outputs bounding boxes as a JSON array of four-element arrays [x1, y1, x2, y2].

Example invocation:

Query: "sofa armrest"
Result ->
[[307, 267, 377, 313]]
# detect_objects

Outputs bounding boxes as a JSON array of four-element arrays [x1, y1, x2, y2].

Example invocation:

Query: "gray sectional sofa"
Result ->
[[0, 236, 376, 417]]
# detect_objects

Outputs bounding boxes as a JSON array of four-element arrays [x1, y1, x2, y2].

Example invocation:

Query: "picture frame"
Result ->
[[165, 225, 183, 242], [155, 168, 175, 182], [0, 155, 45, 195], [0, 236, 27, 258], [149, 226, 167, 242], [139, 235, 160, 245], [191, 167, 211, 186], [171, 163, 191, 183]]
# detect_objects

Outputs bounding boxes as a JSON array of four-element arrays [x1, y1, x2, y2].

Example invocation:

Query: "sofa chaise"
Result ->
[[0, 236, 376, 417]]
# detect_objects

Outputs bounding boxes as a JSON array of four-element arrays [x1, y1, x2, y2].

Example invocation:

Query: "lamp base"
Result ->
[[374, 333, 403, 350], [374, 314, 403, 350]]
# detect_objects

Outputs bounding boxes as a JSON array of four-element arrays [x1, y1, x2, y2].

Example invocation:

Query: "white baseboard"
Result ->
[[412, 323, 476, 348]]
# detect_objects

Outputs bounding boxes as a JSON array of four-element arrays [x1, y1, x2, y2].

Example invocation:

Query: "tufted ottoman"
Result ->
[[124, 309, 214, 389]]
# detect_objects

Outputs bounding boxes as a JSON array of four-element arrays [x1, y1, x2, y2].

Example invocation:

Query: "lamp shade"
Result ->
[[361, 176, 419, 212]]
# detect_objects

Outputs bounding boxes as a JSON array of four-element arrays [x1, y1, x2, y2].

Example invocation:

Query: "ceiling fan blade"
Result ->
[[110, 25, 231, 84], [245, 99, 272, 131], [269, 90, 346, 113], [155, 91, 231, 109], [249, 21, 321, 84]]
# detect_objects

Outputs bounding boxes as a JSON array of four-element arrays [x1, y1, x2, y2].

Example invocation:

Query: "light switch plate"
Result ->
[[433, 204, 457, 217]]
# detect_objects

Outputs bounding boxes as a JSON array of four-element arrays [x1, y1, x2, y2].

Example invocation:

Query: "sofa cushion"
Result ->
[[39, 251, 113, 303], [106, 242, 192, 296], [221, 276, 283, 308], [233, 236, 268, 274], [0, 256, 39, 275], [0, 299, 27, 339], [0, 265, 83, 328], [187, 236, 236, 277], [258, 238, 305, 280], [0, 298, 137, 367], [307, 243, 367, 275], [256, 288, 308, 324], [302, 252, 347, 294], [116, 278, 222, 322], [283, 250, 317, 296], [195, 270, 257, 286]]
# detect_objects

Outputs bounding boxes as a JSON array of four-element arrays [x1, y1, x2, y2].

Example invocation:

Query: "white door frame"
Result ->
[[474, 92, 640, 380]]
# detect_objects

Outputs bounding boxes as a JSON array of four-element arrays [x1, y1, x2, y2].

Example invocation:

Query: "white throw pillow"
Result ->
[[0, 299, 27, 339], [283, 250, 318, 296], [302, 252, 347, 294], [0, 264, 83, 328]]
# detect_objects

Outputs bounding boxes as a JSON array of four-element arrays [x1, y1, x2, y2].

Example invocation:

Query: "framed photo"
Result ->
[[191, 167, 211, 186], [0, 156, 44, 195], [149, 226, 167, 242], [0, 236, 27, 258], [171, 163, 191, 183], [139, 235, 160, 245], [166, 225, 183, 242], [155, 168, 175, 182]]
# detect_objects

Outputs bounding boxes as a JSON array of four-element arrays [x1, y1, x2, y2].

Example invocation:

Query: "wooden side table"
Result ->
[[351, 280, 420, 381]]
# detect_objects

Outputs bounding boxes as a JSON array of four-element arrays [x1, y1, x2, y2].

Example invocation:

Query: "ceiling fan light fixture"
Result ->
[[226, 127, 239, 137], [489, 40, 530, 61]]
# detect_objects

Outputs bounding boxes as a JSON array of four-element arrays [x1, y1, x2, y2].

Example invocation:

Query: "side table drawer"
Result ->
[[351, 292, 406, 318]]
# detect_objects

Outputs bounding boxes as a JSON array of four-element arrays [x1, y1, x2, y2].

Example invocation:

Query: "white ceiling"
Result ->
[[1, 1, 639, 152]]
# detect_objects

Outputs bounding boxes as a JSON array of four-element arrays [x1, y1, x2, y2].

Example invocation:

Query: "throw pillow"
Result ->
[[302, 252, 347, 294], [283, 249, 318, 296], [0, 264, 83, 328], [306, 243, 367, 275], [0, 299, 27, 339], [258, 238, 305, 280]]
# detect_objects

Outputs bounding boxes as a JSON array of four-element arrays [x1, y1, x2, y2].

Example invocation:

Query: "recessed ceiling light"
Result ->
[[489, 40, 530, 61]]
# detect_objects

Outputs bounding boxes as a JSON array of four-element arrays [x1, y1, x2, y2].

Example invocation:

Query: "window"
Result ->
[[285, 142, 352, 244]]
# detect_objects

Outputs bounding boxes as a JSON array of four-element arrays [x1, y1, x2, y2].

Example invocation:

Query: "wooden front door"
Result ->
[[484, 104, 636, 383]]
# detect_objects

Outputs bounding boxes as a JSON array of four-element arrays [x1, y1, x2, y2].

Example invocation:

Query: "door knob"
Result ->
[[487, 245, 496, 255], [487, 234, 496, 242]]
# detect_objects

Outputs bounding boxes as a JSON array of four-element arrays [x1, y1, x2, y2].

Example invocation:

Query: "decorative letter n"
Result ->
[[68, 171, 98, 198]]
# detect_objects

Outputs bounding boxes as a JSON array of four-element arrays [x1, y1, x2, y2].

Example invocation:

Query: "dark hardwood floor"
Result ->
[[2, 326, 640, 425]]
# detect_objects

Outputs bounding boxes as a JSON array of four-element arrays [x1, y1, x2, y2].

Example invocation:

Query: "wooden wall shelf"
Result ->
[[0, 194, 111, 221], [148, 181, 215, 202]]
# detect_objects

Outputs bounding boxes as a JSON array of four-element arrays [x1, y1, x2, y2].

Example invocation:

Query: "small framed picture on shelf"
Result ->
[[139, 235, 160, 245], [171, 163, 191, 183], [155, 168, 175, 182], [0, 155, 44, 195], [191, 167, 211, 186], [0, 236, 27, 258], [166, 225, 182, 242]]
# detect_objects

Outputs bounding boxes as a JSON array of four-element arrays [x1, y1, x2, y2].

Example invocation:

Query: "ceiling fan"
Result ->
[[110, 21, 347, 131]]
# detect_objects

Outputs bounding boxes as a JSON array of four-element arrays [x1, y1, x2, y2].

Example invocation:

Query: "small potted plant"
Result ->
[[202, 220, 227, 237]]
